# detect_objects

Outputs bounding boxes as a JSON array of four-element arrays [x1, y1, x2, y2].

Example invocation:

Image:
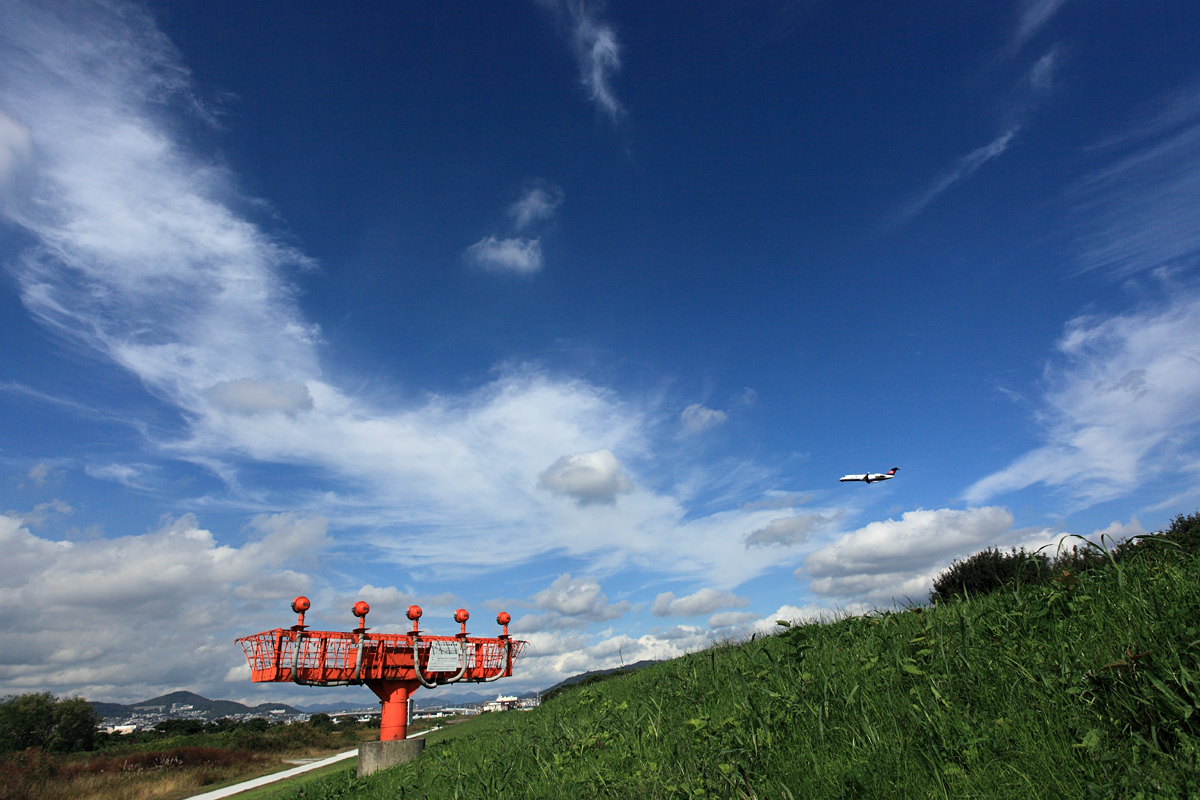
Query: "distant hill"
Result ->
[[90, 690, 300, 720]]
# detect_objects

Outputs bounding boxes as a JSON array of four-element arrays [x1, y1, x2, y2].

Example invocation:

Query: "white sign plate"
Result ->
[[426, 641, 462, 672]]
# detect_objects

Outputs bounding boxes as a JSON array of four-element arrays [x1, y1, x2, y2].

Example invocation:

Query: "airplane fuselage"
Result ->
[[839, 468, 899, 483]]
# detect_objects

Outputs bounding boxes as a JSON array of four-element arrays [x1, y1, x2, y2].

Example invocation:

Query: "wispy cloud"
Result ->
[[965, 290, 1200, 506], [536, 0, 624, 120], [1071, 89, 1200, 277], [1011, 0, 1070, 54], [893, 130, 1017, 225]]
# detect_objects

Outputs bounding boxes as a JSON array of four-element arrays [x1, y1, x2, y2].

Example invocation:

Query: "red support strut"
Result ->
[[370, 680, 421, 741]]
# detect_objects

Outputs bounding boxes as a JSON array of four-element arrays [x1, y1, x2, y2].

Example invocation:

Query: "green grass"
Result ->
[[261, 547, 1200, 799], [220, 757, 359, 800]]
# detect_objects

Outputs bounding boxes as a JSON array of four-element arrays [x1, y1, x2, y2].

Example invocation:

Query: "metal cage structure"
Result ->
[[237, 598, 527, 741]]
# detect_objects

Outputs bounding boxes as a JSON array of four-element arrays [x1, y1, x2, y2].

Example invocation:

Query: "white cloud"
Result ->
[[0, 3, 320, 410], [680, 403, 727, 434], [801, 507, 1021, 602], [465, 235, 543, 274], [85, 463, 148, 489], [749, 602, 872, 636], [205, 379, 313, 416], [26, 462, 51, 486], [0, 511, 326, 698], [538, 448, 633, 505], [965, 292, 1200, 506], [509, 184, 564, 231], [707, 611, 758, 629], [514, 573, 631, 632], [0, 0, 829, 602], [651, 587, 748, 617], [744, 510, 843, 548], [895, 130, 1017, 223], [537, 0, 623, 119]]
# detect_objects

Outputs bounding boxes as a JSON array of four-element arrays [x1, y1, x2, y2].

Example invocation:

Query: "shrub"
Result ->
[[930, 546, 1049, 603]]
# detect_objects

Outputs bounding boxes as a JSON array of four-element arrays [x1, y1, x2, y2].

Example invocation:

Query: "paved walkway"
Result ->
[[184, 727, 441, 800]]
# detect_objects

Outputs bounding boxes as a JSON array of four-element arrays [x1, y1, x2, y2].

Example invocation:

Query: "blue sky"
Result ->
[[2, 0, 1199, 705]]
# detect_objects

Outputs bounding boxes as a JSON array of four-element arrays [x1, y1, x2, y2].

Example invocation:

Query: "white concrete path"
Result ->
[[183, 726, 440, 800]]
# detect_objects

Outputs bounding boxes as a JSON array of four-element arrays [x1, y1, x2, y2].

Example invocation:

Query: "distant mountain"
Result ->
[[90, 690, 300, 720]]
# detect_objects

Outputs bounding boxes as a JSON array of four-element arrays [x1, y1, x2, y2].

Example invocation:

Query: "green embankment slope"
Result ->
[[273, 546, 1200, 799]]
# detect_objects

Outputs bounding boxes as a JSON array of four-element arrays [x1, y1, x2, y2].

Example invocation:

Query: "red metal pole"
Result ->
[[369, 680, 420, 741]]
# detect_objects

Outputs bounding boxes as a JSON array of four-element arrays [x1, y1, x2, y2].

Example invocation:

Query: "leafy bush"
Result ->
[[930, 546, 1050, 603]]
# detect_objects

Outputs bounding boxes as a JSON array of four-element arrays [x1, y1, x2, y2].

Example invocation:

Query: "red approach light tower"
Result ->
[[237, 598, 527, 742]]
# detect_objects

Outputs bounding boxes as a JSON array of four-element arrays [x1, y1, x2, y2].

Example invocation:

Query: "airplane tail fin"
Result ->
[[888, 467, 899, 475]]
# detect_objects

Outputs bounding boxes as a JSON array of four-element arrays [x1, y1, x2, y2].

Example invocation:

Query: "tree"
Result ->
[[154, 718, 206, 737], [0, 692, 56, 753], [0, 693, 101, 753], [308, 712, 335, 730], [47, 697, 101, 752]]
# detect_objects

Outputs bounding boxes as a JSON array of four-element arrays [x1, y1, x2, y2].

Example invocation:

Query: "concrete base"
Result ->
[[357, 739, 425, 777]]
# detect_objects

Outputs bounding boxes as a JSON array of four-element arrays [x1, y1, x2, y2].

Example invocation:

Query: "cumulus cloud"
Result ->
[[707, 611, 759, 629], [680, 404, 727, 434], [749, 602, 873, 636], [0, 511, 326, 698], [965, 292, 1200, 506], [465, 236, 543, 275], [538, 448, 633, 505], [509, 184, 564, 230], [744, 510, 844, 548], [536, 0, 623, 119], [802, 507, 1021, 602], [512, 573, 631, 632], [651, 587, 749, 617]]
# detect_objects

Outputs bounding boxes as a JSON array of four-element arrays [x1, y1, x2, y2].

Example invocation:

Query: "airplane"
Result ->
[[839, 467, 899, 484]]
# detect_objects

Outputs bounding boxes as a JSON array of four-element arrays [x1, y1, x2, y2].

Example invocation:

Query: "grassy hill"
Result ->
[[262, 535, 1200, 799]]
